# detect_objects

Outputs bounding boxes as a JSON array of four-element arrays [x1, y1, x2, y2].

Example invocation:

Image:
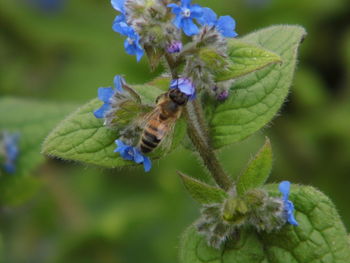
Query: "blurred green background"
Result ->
[[0, 0, 350, 262]]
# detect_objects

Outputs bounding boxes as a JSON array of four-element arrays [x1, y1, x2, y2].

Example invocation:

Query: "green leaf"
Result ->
[[236, 138, 272, 195], [208, 25, 307, 149], [179, 185, 350, 263], [0, 97, 77, 176], [178, 171, 228, 204], [42, 84, 186, 168], [215, 39, 282, 82]]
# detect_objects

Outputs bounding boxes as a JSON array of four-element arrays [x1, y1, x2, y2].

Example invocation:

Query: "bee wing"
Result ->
[[156, 118, 177, 151], [109, 86, 154, 128]]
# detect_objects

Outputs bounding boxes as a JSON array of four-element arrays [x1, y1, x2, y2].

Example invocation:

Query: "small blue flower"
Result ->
[[197, 8, 238, 38], [94, 75, 124, 119], [279, 181, 299, 226], [167, 41, 183, 53], [168, 0, 204, 36], [170, 78, 196, 100], [114, 22, 144, 62], [115, 140, 152, 172], [1, 132, 20, 174]]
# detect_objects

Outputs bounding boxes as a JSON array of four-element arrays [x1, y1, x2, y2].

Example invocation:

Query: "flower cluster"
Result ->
[[95, 0, 237, 170], [197, 182, 298, 249], [0, 131, 20, 174], [110, 0, 237, 64]]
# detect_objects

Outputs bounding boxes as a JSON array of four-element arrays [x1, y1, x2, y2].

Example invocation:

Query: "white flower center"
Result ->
[[182, 8, 191, 18], [127, 37, 134, 45]]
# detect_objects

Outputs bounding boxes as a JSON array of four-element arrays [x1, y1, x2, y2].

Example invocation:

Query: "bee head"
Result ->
[[169, 88, 188, 105]]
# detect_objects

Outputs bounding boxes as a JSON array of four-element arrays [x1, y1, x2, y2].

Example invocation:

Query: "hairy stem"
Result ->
[[184, 100, 232, 191], [164, 54, 232, 190]]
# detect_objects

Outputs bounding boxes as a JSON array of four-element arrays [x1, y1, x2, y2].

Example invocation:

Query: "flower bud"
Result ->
[[166, 41, 182, 53]]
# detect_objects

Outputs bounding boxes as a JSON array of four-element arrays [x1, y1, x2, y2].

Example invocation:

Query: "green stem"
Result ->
[[164, 54, 232, 191]]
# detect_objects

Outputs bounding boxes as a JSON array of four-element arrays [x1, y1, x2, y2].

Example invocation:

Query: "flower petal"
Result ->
[[182, 18, 199, 36], [143, 156, 152, 172], [133, 148, 144, 164], [111, 0, 126, 13], [97, 87, 115, 103], [189, 4, 204, 18], [286, 200, 299, 226], [168, 3, 181, 14], [279, 181, 291, 201], [172, 14, 183, 29], [114, 75, 124, 92], [181, 0, 192, 8], [93, 103, 111, 119], [216, 16, 238, 38], [196, 7, 217, 25]]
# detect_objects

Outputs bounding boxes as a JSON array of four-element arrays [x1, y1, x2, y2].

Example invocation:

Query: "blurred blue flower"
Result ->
[[115, 140, 152, 172], [26, 0, 64, 13], [167, 41, 183, 53], [170, 78, 196, 100], [168, 0, 204, 36], [94, 75, 124, 119], [1, 132, 20, 174], [279, 181, 299, 226], [197, 8, 237, 38]]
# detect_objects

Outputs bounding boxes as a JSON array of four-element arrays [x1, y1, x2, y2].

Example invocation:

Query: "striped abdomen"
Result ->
[[139, 118, 167, 153]]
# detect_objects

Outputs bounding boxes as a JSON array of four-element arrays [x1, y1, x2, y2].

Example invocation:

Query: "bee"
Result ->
[[138, 88, 188, 153]]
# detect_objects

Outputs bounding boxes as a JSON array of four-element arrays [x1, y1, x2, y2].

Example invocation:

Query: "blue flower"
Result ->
[[168, 0, 204, 36], [167, 41, 183, 53], [114, 22, 144, 62], [111, 0, 144, 61], [197, 8, 237, 38], [1, 132, 20, 174], [170, 78, 196, 100], [94, 75, 124, 119], [115, 140, 152, 172], [279, 181, 299, 226]]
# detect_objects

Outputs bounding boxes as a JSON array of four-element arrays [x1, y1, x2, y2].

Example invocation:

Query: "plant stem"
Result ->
[[164, 54, 232, 191], [184, 100, 232, 191]]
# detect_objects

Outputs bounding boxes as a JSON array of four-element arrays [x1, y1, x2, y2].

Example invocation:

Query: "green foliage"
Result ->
[[215, 39, 281, 82], [42, 85, 186, 168], [208, 25, 307, 149], [236, 138, 272, 195], [0, 97, 76, 176], [178, 172, 228, 204], [0, 176, 41, 206], [0, 98, 76, 206], [180, 185, 350, 263]]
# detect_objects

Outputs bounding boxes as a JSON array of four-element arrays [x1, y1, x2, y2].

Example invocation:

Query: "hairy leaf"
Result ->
[[179, 185, 350, 263], [237, 138, 272, 195], [179, 171, 228, 204], [42, 85, 186, 168], [215, 39, 282, 82], [208, 25, 307, 149]]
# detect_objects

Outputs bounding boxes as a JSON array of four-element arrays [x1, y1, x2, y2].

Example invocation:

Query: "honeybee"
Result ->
[[138, 88, 188, 153]]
